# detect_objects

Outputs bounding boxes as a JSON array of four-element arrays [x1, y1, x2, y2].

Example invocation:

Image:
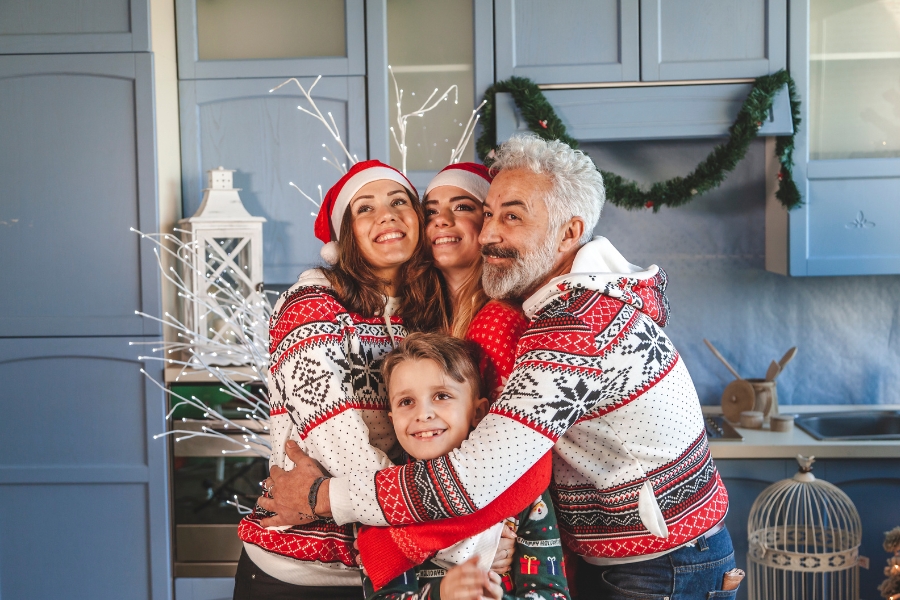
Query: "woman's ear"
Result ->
[[471, 397, 489, 428]]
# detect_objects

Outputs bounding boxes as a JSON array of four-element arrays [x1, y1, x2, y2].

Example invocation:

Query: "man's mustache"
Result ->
[[481, 244, 520, 260]]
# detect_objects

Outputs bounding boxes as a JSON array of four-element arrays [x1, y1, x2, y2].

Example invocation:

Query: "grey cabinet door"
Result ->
[[179, 76, 367, 284], [782, 0, 900, 276], [0, 337, 170, 600], [640, 0, 786, 81], [175, 0, 365, 79], [494, 0, 639, 84], [0, 53, 160, 337], [0, 0, 149, 53]]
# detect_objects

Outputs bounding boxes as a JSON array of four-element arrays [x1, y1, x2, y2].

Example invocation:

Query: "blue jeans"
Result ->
[[575, 527, 737, 600]]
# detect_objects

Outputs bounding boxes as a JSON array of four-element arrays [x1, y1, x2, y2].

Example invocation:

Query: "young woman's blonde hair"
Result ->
[[449, 260, 490, 339]]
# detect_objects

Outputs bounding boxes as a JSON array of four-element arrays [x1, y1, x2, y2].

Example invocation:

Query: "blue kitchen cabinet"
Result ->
[[494, 0, 639, 84], [640, 0, 786, 81], [0, 53, 161, 338], [0, 0, 150, 53], [179, 76, 367, 284], [175, 0, 365, 79], [716, 458, 900, 600], [769, 0, 900, 276], [0, 336, 170, 600]]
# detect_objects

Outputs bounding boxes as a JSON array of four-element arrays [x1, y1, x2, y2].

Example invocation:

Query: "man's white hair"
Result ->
[[490, 134, 604, 244]]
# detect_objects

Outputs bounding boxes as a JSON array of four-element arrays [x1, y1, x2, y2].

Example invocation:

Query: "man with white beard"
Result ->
[[260, 135, 737, 600]]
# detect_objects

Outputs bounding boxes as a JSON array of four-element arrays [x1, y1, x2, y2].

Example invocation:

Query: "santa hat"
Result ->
[[314, 160, 417, 263], [424, 162, 493, 204]]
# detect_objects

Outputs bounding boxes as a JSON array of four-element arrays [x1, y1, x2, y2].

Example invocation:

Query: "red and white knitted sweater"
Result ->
[[330, 238, 729, 560], [238, 270, 404, 586]]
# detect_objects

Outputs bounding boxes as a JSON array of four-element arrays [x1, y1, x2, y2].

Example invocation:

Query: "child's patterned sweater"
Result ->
[[331, 238, 729, 562], [363, 490, 570, 600]]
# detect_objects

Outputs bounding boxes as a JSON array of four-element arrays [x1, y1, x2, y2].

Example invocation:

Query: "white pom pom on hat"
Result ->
[[313, 160, 417, 265], [319, 241, 340, 264], [424, 162, 493, 203]]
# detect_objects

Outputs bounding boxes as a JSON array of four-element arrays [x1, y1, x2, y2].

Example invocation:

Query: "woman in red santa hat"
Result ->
[[235, 159, 450, 598], [422, 162, 529, 402]]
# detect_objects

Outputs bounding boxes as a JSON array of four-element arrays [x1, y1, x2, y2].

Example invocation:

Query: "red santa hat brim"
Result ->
[[314, 160, 416, 246], [424, 162, 492, 204]]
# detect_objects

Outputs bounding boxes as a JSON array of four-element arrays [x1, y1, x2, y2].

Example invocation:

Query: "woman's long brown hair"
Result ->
[[322, 190, 452, 333]]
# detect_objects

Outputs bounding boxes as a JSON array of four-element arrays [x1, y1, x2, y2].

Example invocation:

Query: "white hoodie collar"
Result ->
[[522, 237, 659, 319]]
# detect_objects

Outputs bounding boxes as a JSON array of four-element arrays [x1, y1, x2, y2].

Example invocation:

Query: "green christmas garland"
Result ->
[[476, 71, 802, 211]]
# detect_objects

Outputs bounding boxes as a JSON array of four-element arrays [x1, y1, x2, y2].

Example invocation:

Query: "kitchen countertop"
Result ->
[[703, 404, 900, 459]]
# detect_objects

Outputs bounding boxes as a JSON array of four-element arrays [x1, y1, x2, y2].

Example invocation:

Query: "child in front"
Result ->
[[364, 332, 570, 600]]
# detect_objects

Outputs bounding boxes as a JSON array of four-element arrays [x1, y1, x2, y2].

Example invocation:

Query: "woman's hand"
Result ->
[[257, 441, 326, 527], [490, 523, 516, 574], [440, 557, 502, 600]]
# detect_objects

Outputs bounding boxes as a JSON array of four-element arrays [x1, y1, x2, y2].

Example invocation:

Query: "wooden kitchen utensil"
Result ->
[[777, 347, 797, 372], [722, 379, 756, 423], [765, 360, 781, 381], [703, 339, 743, 380]]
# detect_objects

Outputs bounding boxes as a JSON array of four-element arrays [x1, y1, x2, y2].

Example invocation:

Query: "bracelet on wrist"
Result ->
[[308, 475, 331, 520]]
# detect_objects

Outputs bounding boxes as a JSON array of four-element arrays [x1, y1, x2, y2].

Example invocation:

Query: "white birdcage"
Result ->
[[179, 167, 266, 366], [747, 455, 862, 600]]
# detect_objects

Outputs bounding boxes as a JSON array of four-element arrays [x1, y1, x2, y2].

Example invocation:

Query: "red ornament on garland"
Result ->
[[539, 120, 548, 129], [645, 201, 654, 209]]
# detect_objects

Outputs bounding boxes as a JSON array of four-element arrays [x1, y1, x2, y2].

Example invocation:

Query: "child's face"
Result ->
[[388, 358, 488, 461]]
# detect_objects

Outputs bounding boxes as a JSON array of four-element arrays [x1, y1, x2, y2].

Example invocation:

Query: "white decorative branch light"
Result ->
[[131, 224, 272, 461], [389, 65, 459, 174], [269, 76, 359, 174]]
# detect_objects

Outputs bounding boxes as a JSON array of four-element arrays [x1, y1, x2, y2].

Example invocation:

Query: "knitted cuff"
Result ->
[[357, 525, 417, 591]]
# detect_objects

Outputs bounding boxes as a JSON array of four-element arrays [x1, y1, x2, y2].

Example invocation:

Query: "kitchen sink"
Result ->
[[794, 410, 900, 440]]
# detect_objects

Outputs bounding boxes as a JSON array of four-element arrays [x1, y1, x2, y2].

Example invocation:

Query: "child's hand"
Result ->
[[483, 571, 503, 600], [440, 557, 494, 600], [491, 524, 516, 574]]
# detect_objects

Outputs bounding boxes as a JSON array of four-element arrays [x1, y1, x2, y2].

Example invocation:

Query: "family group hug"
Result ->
[[234, 135, 738, 600]]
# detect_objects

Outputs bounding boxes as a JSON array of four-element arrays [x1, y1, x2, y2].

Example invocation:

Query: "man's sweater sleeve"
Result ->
[[331, 324, 600, 526]]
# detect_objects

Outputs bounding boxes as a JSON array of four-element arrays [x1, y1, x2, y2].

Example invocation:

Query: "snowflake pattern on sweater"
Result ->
[[239, 278, 405, 585], [334, 238, 728, 561]]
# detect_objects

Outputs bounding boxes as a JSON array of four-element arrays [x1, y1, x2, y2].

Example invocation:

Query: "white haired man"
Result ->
[[260, 135, 735, 599]]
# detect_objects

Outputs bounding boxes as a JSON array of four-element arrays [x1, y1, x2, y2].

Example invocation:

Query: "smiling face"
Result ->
[[388, 358, 488, 461], [479, 168, 560, 300], [349, 179, 420, 285], [424, 185, 484, 278]]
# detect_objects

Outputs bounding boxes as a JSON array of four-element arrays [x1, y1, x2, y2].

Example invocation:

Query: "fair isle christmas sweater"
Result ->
[[362, 490, 570, 600], [238, 269, 404, 587], [331, 237, 729, 561], [466, 300, 530, 404]]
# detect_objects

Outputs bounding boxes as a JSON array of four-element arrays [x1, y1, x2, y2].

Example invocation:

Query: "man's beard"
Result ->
[[481, 234, 557, 300]]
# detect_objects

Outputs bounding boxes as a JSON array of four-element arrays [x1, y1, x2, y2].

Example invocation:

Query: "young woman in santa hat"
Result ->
[[235, 160, 450, 599], [422, 163, 529, 402]]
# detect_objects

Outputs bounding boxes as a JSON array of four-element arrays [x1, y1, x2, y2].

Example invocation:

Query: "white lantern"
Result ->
[[179, 167, 266, 366]]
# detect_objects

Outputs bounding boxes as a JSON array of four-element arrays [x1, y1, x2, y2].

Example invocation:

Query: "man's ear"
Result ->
[[387, 411, 393, 423], [471, 397, 489, 428], [557, 217, 585, 253]]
